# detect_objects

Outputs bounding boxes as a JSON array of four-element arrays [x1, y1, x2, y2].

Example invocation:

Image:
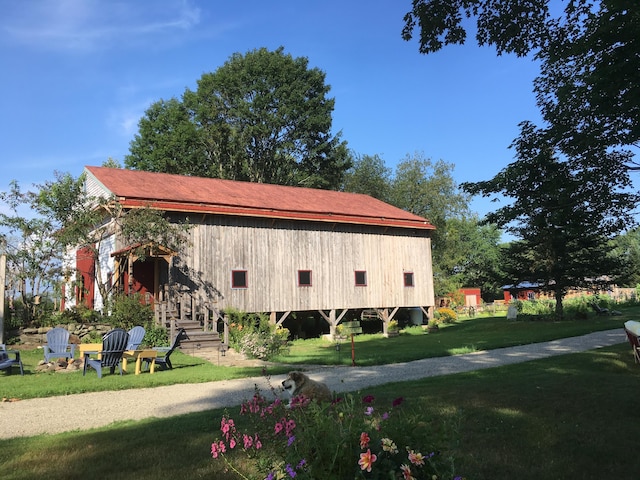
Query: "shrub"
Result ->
[[435, 307, 457, 324], [46, 305, 105, 326], [109, 293, 154, 330], [144, 324, 169, 347], [210, 382, 463, 479], [225, 308, 290, 360]]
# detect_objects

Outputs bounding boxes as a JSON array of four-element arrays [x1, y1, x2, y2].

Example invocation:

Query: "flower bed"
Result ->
[[210, 377, 464, 479]]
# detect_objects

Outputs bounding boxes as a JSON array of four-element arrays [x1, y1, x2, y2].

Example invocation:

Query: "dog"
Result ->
[[281, 371, 332, 405]]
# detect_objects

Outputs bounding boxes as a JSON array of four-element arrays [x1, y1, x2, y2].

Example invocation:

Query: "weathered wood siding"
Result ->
[[175, 215, 434, 313]]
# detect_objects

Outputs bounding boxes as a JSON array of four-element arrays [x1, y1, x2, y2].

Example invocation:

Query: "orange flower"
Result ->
[[358, 448, 377, 472]]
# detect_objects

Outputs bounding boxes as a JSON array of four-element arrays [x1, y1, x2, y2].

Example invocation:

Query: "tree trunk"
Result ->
[[554, 289, 564, 319]]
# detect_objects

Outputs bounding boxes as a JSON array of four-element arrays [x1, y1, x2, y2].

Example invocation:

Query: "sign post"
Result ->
[[340, 321, 362, 366]]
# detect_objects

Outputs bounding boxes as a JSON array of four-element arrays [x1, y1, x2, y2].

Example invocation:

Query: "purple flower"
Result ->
[[364, 406, 374, 416], [285, 463, 297, 478], [287, 435, 296, 447]]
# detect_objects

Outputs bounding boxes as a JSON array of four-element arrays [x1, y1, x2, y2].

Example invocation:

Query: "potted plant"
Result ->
[[386, 320, 399, 337], [427, 318, 440, 333]]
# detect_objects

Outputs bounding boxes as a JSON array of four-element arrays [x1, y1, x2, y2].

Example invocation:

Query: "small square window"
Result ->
[[404, 272, 414, 287], [355, 270, 367, 286], [298, 270, 312, 286], [232, 270, 248, 289]]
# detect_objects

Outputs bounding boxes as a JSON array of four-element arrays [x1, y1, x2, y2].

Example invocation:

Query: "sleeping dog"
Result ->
[[281, 371, 332, 405]]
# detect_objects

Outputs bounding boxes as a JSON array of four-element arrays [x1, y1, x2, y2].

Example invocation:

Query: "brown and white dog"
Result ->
[[281, 371, 332, 405]]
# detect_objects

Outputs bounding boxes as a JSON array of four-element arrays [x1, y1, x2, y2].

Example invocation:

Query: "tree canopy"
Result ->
[[402, 1, 640, 165], [126, 47, 350, 189], [463, 121, 638, 317], [0, 168, 191, 323]]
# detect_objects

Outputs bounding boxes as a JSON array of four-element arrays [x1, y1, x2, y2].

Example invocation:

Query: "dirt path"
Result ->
[[0, 329, 625, 439]]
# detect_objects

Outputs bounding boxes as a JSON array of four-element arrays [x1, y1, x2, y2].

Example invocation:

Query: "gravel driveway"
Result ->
[[0, 329, 625, 439]]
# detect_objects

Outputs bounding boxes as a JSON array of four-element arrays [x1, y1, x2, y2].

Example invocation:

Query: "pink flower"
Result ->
[[358, 448, 377, 472], [229, 438, 236, 449], [211, 440, 226, 458], [360, 432, 370, 449], [400, 464, 416, 480], [274, 421, 284, 434], [285, 419, 296, 436], [364, 406, 374, 416], [254, 434, 262, 450], [220, 418, 235, 440], [408, 450, 425, 466], [243, 434, 253, 449]]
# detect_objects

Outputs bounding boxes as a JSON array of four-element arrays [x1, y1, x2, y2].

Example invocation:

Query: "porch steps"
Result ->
[[164, 318, 224, 350]]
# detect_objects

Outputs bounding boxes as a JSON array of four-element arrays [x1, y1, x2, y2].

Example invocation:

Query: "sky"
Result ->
[[0, 0, 546, 219]]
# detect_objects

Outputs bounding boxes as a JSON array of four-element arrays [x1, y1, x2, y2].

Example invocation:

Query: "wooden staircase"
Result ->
[[155, 286, 227, 352]]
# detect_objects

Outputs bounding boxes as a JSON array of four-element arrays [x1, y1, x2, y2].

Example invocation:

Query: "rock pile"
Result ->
[[35, 357, 85, 373]]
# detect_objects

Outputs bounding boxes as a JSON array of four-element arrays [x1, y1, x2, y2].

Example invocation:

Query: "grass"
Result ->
[[1, 309, 632, 401], [0, 350, 290, 401], [1, 342, 638, 479], [272, 310, 629, 365]]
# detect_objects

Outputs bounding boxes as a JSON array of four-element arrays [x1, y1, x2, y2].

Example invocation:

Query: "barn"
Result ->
[[68, 166, 436, 338]]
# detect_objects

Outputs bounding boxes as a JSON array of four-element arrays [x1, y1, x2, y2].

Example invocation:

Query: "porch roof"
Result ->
[[85, 166, 435, 231]]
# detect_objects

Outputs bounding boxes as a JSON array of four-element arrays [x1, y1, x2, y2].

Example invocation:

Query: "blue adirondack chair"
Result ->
[[0, 344, 24, 375], [145, 328, 187, 371], [126, 326, 146, 350], [83, 328, 129, 379], [43, 327, 76, 362]]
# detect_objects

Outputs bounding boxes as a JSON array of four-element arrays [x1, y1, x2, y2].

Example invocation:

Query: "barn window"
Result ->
[[355, 270, 367, 286], [231, 270, 248, 289], [404, 271, 414, 287], [298, 270, 312, 286]]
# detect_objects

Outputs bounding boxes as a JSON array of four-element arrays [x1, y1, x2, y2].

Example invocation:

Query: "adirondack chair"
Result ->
[[83, 328, 129, 379], [43, 327, 76, 362], [0, 344, 24, 375], [126, 326, 146, 350], [590, 302, 610, 316], [145, 328, 188, 371]]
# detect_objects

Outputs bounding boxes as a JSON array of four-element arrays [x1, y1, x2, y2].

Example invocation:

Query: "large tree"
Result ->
[[126, 47, 351, 189], [341, 153, 392, 201], [0, 169, 191, 322], [463, 122, 638, 317], [386, 153, 479, 296], [402, 0, 640, 166], [0, 180, 66, 324]]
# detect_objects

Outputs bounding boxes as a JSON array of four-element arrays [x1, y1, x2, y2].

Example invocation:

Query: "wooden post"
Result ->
[[0, 247, 5, 345], [351, 334, 356, 367]]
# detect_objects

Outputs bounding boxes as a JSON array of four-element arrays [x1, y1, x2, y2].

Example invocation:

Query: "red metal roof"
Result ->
[[85, 166, 435, 230]]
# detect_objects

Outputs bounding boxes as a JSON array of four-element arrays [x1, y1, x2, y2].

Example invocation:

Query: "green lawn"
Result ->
[[1, 342, 638, 479], [1, 310, 631, 401]]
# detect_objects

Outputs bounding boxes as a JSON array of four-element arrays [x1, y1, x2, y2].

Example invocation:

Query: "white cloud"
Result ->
[[1, 0, 201, 52]]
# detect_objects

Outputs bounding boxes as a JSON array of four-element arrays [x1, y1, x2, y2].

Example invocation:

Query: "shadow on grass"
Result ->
[[2, 344, 639, 480]]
